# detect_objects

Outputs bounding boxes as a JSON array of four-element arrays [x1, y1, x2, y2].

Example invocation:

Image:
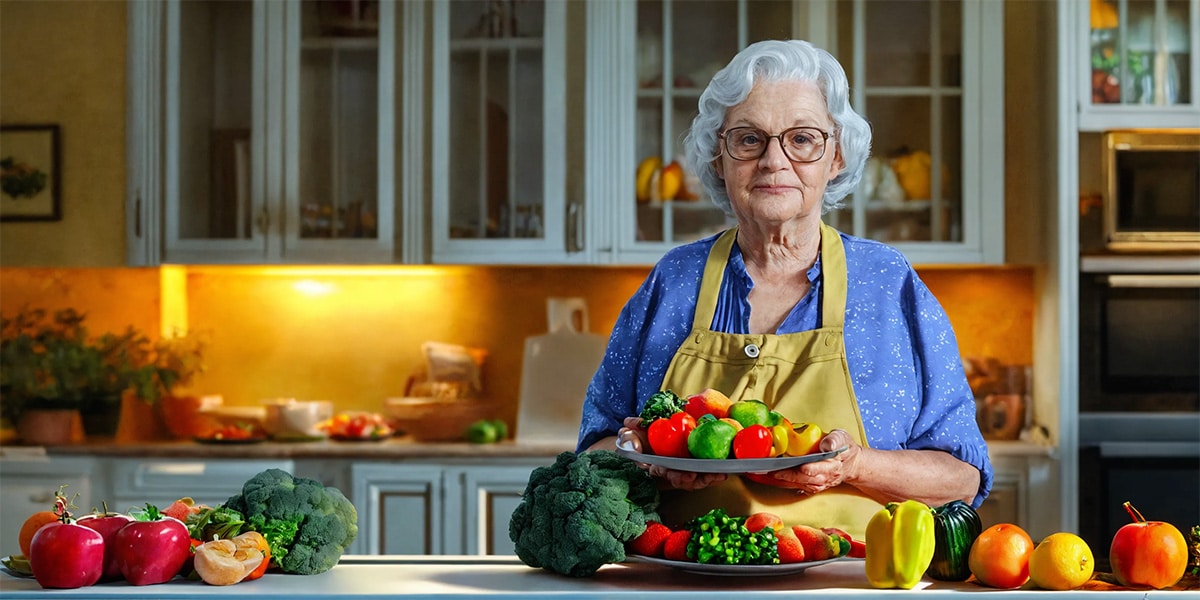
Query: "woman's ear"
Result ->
[[827, 144, 845, 181], [713, 157, 724, 180]]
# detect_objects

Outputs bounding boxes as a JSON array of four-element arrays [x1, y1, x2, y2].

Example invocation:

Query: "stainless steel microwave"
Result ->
[[1103, 130, 1200, 252]]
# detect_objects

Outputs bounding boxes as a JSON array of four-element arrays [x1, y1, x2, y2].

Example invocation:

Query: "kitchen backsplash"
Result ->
[[0, 265, 1033, 441]]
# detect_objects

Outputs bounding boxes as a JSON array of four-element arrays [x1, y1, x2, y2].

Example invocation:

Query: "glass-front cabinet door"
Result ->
[[825, 0, 1003, 263], [1078, 0, 1198, 130], [430, 0, 567, 264], [127, 0, 399, 265]]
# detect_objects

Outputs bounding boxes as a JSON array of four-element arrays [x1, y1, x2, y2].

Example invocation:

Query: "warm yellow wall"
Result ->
[[0, 0, 127, 266], [1, 265, 1034, 440]]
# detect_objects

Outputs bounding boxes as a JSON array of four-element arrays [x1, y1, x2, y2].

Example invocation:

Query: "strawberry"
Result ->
[[777, 530, 806, 564], [627, 521, 672, 557], [663, 529, 692, 562]]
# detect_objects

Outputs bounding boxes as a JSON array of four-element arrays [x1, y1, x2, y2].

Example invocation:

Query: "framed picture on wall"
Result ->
[[1, 124, 62, 222]]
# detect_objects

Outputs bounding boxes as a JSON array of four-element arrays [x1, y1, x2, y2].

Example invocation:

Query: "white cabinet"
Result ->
[[1072, 0, 1199, 131], [350, 459, 541, 556], [350, 463, 446, 556], [127, 0, 412, 265], [443, 464, 539, 555], [976, 444, 1060, 542], [0, 455, 96, 557], [429, 0, 570, 264], [587, 0, 1005, 266], [108, 458, 295, 510]]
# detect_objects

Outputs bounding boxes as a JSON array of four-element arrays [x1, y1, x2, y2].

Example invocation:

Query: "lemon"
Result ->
[[1029, 532, 1095, 590]]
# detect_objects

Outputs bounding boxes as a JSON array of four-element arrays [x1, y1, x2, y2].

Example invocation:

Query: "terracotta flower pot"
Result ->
[[16, 409, 85, 446]]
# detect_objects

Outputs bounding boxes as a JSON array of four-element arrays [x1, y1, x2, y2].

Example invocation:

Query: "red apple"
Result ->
[[113, 504, 193, 585], [29, 521, 105, 589], [1109, 501, 1188, 589], [77, 507, 136, 582]]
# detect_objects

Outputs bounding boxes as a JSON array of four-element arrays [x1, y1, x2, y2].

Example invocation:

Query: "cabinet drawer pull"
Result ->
[[29, 492, 55, 504]]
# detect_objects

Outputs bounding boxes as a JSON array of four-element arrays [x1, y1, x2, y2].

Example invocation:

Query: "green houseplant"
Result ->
[[0, 307, 205, 440]]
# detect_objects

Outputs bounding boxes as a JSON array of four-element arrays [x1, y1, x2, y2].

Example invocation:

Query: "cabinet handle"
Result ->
[[134, 190, 142, 237], [568, 202, 584, 252], [255, 207, 269, 235]]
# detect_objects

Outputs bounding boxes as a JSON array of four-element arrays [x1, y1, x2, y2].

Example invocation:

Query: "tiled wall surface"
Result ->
[[0, 265, 1033, 439]]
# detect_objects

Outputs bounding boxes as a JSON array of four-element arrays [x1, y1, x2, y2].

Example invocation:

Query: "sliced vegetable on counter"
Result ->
[[194, 531, 269, 586], [865, 499, 935, 589], [508, 450, 660, 577], [687, 508, 778, 565]]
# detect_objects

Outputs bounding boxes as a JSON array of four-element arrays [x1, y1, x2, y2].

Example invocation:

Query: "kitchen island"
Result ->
[[2, 556, 1195, 598]]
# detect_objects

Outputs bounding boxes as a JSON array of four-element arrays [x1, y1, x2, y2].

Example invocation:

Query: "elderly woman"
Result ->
[[578, 39, 992, 538]]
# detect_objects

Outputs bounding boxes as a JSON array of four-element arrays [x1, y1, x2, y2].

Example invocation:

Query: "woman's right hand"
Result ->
[[617, 417, 728, 491]]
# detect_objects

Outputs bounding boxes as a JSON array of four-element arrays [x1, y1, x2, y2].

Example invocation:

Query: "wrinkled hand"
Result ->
[[744, 428, 860, 496], [617, 417, 728, 491]]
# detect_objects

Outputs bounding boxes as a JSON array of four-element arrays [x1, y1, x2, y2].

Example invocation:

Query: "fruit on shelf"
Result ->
[[636, 157, 662, 203]]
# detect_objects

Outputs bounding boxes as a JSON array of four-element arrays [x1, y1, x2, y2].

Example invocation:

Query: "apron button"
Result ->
[[825, 335, 834, 347], [744, 344, 760, 358]]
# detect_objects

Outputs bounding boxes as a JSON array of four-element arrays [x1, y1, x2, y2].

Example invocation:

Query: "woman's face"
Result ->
[[715, 79, 843, 229]]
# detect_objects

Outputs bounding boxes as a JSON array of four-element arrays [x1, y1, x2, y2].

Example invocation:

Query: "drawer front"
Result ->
[[111, 458, 295, 508]]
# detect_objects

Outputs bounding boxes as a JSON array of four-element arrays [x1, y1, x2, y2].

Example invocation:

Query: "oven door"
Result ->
[[1079, 273, 1200, 413], [1078, 414, 1200, 571]]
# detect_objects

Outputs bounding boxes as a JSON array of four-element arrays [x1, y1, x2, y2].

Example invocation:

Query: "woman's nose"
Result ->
[[758, 137, 791, 169]]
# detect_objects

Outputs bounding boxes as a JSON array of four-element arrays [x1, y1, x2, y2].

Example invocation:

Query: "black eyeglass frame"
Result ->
[[718, 126, 834, 163]]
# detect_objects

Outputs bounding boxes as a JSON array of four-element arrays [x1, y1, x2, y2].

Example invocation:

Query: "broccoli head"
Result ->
[[224, 468, 358, 575], [509, 450, 660, 577], [638, 389, 686, 425]]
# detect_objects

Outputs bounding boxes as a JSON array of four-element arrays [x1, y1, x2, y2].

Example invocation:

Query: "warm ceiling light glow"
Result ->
[[294, 279, 335, 296]]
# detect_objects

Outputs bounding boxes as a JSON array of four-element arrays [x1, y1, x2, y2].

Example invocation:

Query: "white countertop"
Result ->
[[1, 556, 1194, 599]]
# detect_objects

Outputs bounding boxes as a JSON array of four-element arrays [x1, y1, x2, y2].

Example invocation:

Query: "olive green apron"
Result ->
[[657, 222, 883, 539]]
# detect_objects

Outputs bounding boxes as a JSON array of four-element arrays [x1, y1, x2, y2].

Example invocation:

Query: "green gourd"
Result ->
[[925, 500, 983, 581]]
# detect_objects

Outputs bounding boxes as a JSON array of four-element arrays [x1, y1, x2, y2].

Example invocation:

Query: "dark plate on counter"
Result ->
[[193, 435, 269, 445], [616, 438, 847, 473], [627, 554, 849, 576], [328, 434, 392, 442]]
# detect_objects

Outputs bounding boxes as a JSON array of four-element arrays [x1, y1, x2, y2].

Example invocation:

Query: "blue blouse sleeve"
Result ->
[[899, 270, 995, 509]]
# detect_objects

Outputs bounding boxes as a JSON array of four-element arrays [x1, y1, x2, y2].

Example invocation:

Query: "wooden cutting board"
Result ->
[[516, 327, 607, 446]]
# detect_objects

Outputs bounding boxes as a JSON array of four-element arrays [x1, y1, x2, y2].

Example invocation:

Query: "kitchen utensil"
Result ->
[[516, 298, 606, 445], [263, 399, 333, 440]]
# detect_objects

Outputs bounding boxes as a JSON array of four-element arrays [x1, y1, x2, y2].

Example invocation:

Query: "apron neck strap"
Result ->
[[693, 228, 739, 330]]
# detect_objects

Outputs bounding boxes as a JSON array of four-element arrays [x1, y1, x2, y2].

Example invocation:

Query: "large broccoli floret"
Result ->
[[509, 450, 660, 577], [223, 468, 358, 575]]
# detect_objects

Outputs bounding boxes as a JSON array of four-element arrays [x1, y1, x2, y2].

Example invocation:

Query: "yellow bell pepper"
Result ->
[[865, 499, 936, 589]]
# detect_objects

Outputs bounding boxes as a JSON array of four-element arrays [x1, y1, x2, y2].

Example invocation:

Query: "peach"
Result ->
[[684, 389, 733, 420], [777, 529, 806, 564], [792, 525, 840, 562], [745, 512, 784, 534]]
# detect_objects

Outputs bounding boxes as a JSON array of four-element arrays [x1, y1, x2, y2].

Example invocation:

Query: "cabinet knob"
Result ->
[[29, 492, 55, 504]]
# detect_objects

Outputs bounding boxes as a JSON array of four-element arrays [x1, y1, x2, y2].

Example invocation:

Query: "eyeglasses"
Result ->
[[718, 126, 833, 163]]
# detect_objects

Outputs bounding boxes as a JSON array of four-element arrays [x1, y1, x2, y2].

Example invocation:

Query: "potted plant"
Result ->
[[0, 307, 205, 443]]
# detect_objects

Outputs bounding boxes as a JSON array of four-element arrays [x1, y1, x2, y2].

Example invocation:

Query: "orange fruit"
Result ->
[[18, 511, 59, 558], [1029, 532, 1095, 590], [969, 523, 1034, 589]]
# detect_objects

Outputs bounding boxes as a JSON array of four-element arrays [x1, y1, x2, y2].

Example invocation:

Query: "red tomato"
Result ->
[[29, 521, 105, 589], [77, 511, 135, 582], [646, 412, 697, 458], [732, 424, 774, 459], [113, 509, 192, 586]]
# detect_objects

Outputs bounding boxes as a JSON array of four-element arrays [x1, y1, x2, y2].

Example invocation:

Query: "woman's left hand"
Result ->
[[744, 428, 861, 495]]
